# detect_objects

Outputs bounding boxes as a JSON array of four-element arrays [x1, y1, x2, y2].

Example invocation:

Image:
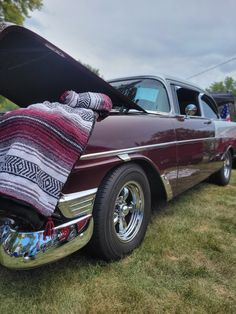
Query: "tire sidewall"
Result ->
[[221, 151, 232, 185], [101, 165, 151, 259]]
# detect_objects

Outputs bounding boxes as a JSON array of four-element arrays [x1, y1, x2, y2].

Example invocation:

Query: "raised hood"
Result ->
[[0, 23, 143, 111]]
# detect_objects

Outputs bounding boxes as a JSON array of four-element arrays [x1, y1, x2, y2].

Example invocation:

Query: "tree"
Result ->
[[207, 76, 236, 98], [79, 61, 102, 78], [0, 0, 43, 25]]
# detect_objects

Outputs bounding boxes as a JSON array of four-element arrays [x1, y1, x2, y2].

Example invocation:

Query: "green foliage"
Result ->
[[0, 0, 43, 25], [207, 76, 236, 98], [78, 60, 102, 77], [0, 95, 18, 112], [84, 63, 102, 77]]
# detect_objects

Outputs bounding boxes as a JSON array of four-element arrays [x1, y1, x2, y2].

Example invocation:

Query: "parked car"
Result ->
[[1, 23, 236, 269], [210, 92, 236, 121]]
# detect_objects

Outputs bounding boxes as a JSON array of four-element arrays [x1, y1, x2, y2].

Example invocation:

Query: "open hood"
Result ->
[[0, 23, 144, 111]]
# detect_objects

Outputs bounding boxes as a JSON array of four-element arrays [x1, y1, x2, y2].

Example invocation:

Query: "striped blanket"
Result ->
[[0, 91, 112, 216]]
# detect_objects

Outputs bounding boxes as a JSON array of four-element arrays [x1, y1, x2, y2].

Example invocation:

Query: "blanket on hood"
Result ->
[[0, 91, 112, 216]]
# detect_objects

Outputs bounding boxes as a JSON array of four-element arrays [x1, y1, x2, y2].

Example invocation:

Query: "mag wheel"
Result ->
[[89, 163, 151, 260], [113, 181, 145, 243], [210, 150, 232, 186]]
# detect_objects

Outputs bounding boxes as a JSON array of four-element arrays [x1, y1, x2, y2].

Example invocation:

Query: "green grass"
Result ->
[[0, 172, 236, 314]]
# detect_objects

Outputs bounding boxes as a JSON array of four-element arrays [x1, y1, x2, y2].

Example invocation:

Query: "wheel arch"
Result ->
[[223, 145, 234, 160], [98, 156, 168, 206], [131, 158, 167, 204]]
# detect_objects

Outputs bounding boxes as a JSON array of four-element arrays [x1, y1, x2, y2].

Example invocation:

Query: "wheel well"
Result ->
[[99, 160, 167, 207], [228, 147, 236, 168], [229, 147, 234, 159], [134, 160, 167, 205]]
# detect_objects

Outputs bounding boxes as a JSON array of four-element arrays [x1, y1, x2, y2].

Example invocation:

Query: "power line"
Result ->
[[187, 56, 236, 79]]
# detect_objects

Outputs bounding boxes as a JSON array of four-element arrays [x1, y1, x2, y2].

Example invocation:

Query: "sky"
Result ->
[[25, 0, 236, 89]]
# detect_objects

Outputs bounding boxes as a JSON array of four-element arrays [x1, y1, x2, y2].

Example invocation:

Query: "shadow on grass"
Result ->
[[151, 181, 211, 215], [0, 247, 109, 299]]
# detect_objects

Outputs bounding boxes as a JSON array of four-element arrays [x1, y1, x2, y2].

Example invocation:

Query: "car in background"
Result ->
[[210, 92, 236, 121], [0, 23, 236, 269]]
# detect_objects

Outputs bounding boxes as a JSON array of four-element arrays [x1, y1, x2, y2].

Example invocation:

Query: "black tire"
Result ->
[[210, 150, 232, 186], [88, 163, 151, 261]]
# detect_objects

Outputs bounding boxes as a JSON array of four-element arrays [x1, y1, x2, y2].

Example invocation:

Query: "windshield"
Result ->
[[110, 78, 170, 113]]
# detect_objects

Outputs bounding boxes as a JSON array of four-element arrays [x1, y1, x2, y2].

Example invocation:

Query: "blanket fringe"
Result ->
[[43, 217, 55, 240]]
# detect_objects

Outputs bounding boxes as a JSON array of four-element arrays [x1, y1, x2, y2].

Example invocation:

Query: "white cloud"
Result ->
[[25, 0, 236, 89]]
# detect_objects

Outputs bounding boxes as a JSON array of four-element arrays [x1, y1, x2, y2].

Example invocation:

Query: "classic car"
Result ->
[[0, 23, 236, 269]]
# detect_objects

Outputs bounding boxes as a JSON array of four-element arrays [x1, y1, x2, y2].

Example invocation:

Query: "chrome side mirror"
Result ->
[[185, 104, 197, 116]]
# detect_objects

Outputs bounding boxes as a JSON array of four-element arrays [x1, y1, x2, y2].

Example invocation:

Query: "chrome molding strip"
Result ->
[[118, 153, 131, 162], [160, 174, 173, 201], [80, 137, 214, 160], [58, 188, 98, 219]]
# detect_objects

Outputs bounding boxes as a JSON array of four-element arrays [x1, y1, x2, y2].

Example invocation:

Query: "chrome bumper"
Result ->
[[0, 215, 93, 269]]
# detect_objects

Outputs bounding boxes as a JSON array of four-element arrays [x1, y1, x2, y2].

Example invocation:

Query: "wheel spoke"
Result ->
[[113, 212, 119, 225], [122, 187, 129, 201], [119, 216, 127, 232]]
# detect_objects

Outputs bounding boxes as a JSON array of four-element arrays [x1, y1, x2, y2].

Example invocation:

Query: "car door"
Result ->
[[199, 93, 226, 172], [170, 84, 215, 195]]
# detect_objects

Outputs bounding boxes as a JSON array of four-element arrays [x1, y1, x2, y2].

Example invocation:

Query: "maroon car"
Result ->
[[0, 23, 236, 269]]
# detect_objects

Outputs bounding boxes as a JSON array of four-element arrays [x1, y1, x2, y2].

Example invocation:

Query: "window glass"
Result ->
[[175, 86, 201, 116], [110, 79, 170, 113], [200, 97, 218, 119]]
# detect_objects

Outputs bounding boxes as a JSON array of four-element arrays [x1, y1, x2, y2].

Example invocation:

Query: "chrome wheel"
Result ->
[[113, 181, 144, 243], [224, 153, 231, 179], [89, 163, 151, 260]]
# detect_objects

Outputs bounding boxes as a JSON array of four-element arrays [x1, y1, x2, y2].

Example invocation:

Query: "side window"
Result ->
[[174, 86, 201, 116], [111, 79, 170, 113], [200, 95, 218, 119]]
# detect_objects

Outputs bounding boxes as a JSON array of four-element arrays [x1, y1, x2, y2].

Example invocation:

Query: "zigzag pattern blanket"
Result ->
[[0, 91, 112, 216]]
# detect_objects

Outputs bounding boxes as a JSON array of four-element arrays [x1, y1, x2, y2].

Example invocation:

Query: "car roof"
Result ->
[[108, 74, 205, 93]]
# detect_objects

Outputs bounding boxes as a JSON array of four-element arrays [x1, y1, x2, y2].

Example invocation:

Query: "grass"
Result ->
[[0, 172, 236, 314]]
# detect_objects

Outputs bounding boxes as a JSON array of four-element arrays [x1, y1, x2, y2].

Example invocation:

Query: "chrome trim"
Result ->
[[0, 215, 93, 269], [80, 137, 214, 160], [113, 181, 145, 243], [223, 152, 231, 179], [221, 145, 233, 161], [58, 188, 97, 219], [118, 153, 131, 162], [160, 174, 173, 201]]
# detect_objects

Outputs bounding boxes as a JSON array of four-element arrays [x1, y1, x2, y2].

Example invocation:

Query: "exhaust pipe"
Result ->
[[0, 214, 93, 269]]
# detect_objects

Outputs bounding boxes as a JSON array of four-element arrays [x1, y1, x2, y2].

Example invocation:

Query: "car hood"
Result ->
[[0, 23, 143, 111]]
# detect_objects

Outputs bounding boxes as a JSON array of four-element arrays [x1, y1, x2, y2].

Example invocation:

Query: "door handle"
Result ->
[[204, 120, 212, 125]]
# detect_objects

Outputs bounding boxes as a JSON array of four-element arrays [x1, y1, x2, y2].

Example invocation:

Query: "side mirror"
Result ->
[[185, 104, 197, 116]]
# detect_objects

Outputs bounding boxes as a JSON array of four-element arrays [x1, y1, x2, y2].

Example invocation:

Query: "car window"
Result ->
[[110, 79, 170, 113], [200, 95, 218, 119], [174, 86, 202, 116]]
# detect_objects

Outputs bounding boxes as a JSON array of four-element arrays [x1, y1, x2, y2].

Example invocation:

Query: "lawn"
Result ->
[[0, 172, 235, 314]]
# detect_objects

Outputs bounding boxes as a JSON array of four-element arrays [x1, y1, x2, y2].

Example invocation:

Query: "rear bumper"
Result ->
[[0, 215, 93, 269]]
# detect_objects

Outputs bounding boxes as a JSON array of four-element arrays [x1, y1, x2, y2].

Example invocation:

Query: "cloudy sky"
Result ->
[[25, 0, 236, 89]]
